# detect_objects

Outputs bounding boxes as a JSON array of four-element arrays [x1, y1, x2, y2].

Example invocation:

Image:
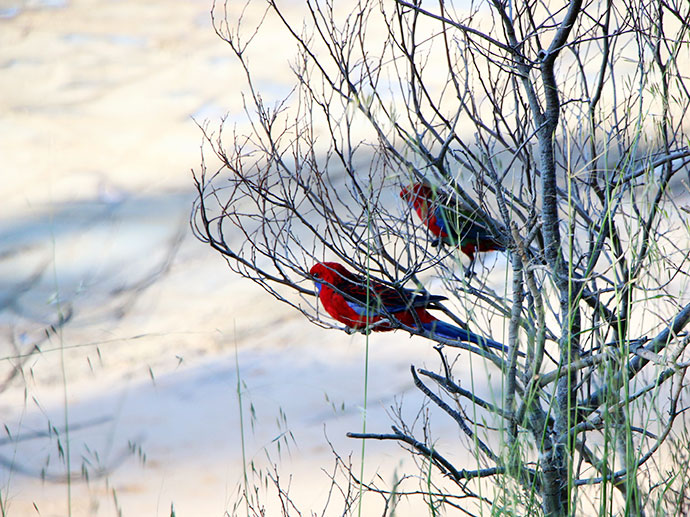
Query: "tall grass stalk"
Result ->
[[234, 324, 249, 517], [357, 184, 374, 517], [49, 190, 72, 517]]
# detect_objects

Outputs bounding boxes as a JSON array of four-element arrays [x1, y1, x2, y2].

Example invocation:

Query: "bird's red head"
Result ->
[[310, 261, 351, 285], [400, 182, 433, 204]]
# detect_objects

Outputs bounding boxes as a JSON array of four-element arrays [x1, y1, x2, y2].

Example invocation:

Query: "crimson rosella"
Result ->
[[400, 183, 505, 262], [309, 261, 508, 353]]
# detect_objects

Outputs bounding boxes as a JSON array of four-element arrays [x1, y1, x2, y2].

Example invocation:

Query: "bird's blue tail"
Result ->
[[422, 320, 510, 354]]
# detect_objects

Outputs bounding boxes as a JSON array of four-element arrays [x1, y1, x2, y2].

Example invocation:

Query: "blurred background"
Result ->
[[0, 1, 474, 515]]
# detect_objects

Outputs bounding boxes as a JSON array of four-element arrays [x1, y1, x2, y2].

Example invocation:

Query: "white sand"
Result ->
[[0, 1, 502, 515]]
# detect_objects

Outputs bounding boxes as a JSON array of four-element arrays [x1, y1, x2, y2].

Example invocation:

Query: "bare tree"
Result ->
[[193, 0, 690, 515]]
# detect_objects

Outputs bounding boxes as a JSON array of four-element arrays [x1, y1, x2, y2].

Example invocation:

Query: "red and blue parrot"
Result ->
[[400, 182, 505, 262], [309, 261, 508, 353]]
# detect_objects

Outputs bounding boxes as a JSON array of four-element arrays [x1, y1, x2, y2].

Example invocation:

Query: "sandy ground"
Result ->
[[0, 1, 505, 515]]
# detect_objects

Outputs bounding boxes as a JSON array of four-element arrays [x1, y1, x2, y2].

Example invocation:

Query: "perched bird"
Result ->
[[400, 183, 505, 262], [309, 261, 508, 353]]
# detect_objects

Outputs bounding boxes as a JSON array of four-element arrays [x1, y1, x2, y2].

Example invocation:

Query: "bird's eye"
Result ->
[[313, 272, 321, 278]]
